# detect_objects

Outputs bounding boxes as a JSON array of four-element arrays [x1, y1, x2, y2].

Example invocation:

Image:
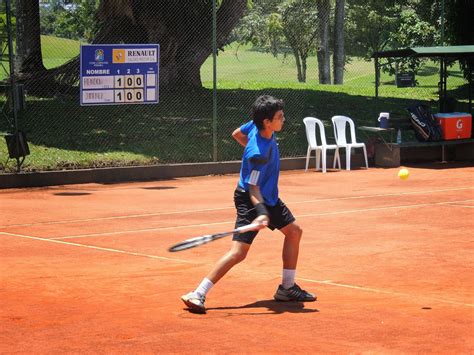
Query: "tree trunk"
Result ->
[[317, 0, 331, 84], [333, 0, 345, 84], [293, 49, 303, 82], [302, 56, 308, 82], [15, 0, 46, 75]]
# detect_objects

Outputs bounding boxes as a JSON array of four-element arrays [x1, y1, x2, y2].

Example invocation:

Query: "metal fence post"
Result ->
[[212, 0, 218, 162], [440, 0, 445, 46], [6, 0, 24, 171]]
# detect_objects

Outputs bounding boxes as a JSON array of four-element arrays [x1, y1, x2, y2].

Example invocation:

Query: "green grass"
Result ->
[[0, 35, 80, 78], [202, 44, 375, 86], [201, 43, 467, 100], [41, 35, 81, 68], [0, 39, 470, 173]]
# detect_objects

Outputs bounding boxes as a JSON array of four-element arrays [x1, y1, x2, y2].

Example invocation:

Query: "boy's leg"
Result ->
[[181, 241, 250, 313], [280, 222, 302, 270], [182, 188, 260, 313], [274, 221, 316, 302], [206, 241, 251, 284]]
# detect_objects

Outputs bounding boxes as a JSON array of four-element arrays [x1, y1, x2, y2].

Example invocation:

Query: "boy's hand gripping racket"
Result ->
[[168, 223, 263, 252]]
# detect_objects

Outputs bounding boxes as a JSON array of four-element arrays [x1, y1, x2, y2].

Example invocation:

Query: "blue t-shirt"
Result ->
[[237, 121, 280, 206]]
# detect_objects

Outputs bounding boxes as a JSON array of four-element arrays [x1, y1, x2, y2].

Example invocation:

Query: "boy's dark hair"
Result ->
[[251, 95, 284, 130]]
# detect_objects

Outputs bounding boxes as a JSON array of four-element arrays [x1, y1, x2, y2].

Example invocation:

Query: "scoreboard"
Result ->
[[80, 44, 159, 106]]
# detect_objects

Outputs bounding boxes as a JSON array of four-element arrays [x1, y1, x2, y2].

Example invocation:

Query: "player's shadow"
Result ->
[[141, 186, 176, 190], [54, 192, 92, 196], [206, 299, 319, 315]]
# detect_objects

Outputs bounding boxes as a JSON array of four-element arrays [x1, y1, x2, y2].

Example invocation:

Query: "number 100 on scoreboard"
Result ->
[[80, 44, 159, 106]]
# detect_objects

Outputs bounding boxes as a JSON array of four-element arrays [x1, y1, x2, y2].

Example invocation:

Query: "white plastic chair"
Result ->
[[303, 117, 341, 173], [331, 115, 368, 170]]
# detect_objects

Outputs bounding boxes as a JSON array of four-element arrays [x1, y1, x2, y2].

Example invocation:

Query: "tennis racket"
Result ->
[[168, 223, 262, 252]]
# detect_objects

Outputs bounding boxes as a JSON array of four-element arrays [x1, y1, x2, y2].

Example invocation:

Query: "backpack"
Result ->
[[406, 104, 443, 142]]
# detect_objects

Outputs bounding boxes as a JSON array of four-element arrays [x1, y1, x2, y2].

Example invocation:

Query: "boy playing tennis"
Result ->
[[182, 95, 316, 313]]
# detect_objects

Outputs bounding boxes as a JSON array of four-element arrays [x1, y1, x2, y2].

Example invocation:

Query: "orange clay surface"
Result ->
[[1, 162, 473, 353]]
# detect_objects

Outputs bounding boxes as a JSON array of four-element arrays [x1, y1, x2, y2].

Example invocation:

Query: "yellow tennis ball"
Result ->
[[398, 168, 409, 180]]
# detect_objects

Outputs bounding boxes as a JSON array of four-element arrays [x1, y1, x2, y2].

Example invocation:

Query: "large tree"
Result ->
[[332, 0, 345, 84], [385, 8, 436, 76], [280, 0, 318, 82], [232, 0, 319, 82], [445, 0, 474, 79], [345, 0, 401, 58], [26, 0, 247, 94], [316, 0, 331, 84], [15, 0, 46, 76], [94, 0, 247, 87]]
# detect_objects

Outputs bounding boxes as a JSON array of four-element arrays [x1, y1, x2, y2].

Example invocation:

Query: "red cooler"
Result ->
[[434, 112, 472, 140]]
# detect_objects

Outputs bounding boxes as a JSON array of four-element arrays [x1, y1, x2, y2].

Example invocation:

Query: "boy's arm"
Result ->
[[248, 184, 270, 228], [232, 127, 248, 147]]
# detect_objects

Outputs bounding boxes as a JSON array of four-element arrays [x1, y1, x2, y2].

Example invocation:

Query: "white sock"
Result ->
[[194, 278, 214, 297], [282, 269, 296, 289]]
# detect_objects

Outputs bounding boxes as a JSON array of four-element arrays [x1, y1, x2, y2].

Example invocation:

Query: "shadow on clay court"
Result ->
[[367, 161, 474, 170], [204, 299, 319, 315], [141, 186, 177, 190], [402, 161, 474, 170], [53, 192, 92, 196]]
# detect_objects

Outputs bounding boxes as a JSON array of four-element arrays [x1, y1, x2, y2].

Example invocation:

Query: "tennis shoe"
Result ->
[[274, 283, 317, 302], [181, 291, 206, 313]]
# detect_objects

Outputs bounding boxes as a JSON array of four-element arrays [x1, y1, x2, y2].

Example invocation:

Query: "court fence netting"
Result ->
[[0, 0, 472, 173]]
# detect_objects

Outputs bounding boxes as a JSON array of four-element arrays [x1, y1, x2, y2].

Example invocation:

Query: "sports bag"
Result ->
[[406, 104, 443, 142]]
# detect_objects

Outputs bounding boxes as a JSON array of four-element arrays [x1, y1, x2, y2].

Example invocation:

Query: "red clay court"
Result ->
[[1, 163, 473, 353]]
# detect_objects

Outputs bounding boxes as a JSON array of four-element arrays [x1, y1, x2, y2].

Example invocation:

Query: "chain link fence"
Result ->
[[0, 0, 470, 173]]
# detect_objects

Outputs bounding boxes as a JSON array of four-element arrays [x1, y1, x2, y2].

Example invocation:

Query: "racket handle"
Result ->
[[235, 222, 265, 233]]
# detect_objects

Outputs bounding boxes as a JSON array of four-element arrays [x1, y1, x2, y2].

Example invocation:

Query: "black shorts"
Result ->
[[232, 188, 295, 244]]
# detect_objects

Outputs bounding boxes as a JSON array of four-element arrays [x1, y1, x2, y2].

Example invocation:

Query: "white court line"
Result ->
[[50, 198, 473, 240], [0, 206, 232, 229], [52, 220, 238, 240], [296, 278, 473, 307], [296, 199, 474, 218], [445, 203, 474, 208], [0, 231, 472, 308], [291, 186, 473, 205], [0, 231, 195, 264], [1, 186, 472, 229]]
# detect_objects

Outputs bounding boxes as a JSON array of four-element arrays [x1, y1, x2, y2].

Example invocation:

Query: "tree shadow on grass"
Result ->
[[1, 87, 451, 170], [446, 83, 472, 101]]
